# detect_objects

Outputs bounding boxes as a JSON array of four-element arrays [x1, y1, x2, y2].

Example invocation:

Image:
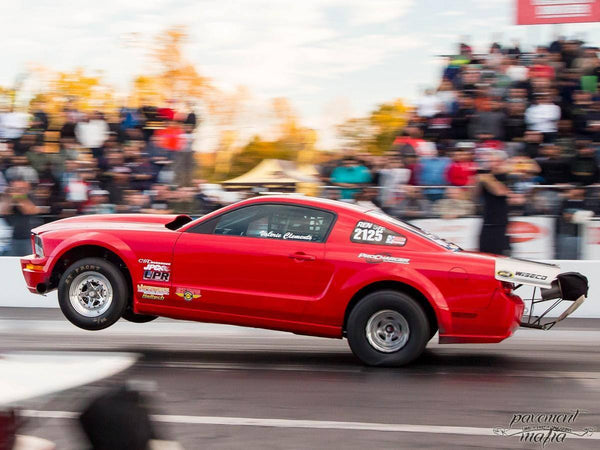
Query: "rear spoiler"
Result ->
[[519, 272, 589, 330]]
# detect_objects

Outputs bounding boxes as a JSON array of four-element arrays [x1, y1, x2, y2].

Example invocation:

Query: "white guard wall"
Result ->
[[0, 257, 598, 318]]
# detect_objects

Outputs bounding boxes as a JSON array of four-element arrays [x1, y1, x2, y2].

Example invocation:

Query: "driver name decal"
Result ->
[[258, 230, 314, 241]]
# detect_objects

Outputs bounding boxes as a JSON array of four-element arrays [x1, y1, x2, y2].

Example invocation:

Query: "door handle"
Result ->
[[288, 252, 316, 262]]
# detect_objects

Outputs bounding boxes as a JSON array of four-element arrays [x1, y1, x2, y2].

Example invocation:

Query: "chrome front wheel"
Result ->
[[58, 257, 128, 330], [69, 272, 113, 317]]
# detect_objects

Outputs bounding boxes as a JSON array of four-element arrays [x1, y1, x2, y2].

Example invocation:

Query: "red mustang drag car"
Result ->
[[21, 195, 588, 366]]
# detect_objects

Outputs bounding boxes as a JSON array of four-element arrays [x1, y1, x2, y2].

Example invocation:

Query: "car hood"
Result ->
[[32, 214, 192, 234]]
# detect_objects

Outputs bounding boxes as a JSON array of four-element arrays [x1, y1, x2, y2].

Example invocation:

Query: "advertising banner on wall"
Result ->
[[410, 218, 481, 251], [507, 217, 555, 260], [581, 219, 600, 259], [516, 0, 600, 25], [412, 216, 555, 260]]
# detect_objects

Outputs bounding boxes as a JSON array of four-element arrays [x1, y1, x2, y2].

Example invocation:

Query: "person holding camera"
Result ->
[[0, 179, 39, 256]]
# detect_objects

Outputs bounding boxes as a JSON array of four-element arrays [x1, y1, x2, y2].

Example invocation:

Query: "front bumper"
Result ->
[[20, 255, 51, 294]]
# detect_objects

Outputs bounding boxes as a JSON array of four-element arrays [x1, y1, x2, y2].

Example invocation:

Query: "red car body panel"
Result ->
[[20, 196, 525, 343]]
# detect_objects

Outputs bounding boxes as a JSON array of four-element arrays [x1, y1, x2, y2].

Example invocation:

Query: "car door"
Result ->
[[170, 203, 337, 321]]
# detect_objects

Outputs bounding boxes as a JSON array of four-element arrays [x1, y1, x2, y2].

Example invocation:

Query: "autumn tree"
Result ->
[[131, 26, 210, 106], [215, 97, 319, 180], [338, 98, 409, 154]]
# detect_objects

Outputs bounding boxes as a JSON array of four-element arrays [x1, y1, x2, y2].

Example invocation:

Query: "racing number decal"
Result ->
[[353, 226, 383, 243], [351, 221, 407, 247]]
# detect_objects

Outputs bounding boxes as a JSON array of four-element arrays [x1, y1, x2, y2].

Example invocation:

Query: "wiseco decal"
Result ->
[[514, 271, 548, 281]]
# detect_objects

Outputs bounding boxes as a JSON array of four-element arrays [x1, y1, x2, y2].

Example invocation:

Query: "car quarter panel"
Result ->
[[312, 211, 503, 339]]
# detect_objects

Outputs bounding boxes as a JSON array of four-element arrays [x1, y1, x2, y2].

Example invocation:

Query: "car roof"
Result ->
[[237, 194, 373, 215]]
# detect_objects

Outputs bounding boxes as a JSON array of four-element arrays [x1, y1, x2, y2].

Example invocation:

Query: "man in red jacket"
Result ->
[[446, 143, 477, 186]]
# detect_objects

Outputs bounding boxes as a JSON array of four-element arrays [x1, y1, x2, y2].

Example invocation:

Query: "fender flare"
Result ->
[[339, 265, 452, 334], [48, 232, 137, 276]]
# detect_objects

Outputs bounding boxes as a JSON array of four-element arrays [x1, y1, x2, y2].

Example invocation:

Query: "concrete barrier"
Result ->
[[1, 257, 598, 317]]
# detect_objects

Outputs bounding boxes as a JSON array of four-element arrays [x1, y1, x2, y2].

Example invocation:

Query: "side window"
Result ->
[[351, 221, 407, 246], [190, 204, 335, 243]]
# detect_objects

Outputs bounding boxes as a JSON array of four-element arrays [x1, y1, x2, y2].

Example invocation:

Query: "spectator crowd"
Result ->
[[1, 36, 600, 258], [320, 37, 600, 258], [0, 102, 220, 255]]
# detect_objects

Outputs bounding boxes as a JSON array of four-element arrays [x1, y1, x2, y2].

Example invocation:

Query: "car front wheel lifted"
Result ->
[[346, 290, 430, 366], [58, 257, 128, 330]]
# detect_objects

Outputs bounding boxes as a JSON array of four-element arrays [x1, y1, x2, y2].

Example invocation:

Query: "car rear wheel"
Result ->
[[58, 257, 128, 330], [346, 290, 430, 366]]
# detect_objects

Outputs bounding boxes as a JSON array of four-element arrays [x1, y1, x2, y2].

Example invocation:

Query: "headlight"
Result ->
[[34, 235, 44, 257]]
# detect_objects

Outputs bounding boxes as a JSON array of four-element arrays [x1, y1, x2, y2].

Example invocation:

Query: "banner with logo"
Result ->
[[507, 217, 555, 260], [581, 220, 600, 259], [411, 216, 554, 260], [410, 218, 481, 251], [516, 0, 600, 25]]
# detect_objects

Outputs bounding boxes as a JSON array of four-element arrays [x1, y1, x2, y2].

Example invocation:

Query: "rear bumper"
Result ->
[[20, 255, 51, 294], [439, 289, 524, 344]]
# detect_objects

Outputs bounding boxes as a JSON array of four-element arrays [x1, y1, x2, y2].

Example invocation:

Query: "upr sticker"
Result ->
[[175, 287, 202, 301], [139, 258, 171, 282]]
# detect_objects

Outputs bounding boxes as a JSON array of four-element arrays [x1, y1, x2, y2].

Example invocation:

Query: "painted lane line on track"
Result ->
[[19, 410, 600, 440]]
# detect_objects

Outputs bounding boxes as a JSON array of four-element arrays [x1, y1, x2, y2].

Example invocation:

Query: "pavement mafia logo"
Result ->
[[494, 410, 595, 446]]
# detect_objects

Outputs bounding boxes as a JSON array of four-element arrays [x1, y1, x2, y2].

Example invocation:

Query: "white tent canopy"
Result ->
[[223, 159, 318, 185]]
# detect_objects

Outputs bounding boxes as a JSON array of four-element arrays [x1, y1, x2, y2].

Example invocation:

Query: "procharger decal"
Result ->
[[175, 287, 202, 301], [137, 284, 169, 300], [358, 253, 410, 264], [139, 258, 171, 282]]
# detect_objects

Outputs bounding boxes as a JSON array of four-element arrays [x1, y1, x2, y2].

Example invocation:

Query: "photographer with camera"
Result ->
[[0, 178, 39, 256]]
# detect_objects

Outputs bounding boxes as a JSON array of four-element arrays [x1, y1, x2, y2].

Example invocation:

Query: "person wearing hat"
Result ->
[[83, 189, 115, 215]]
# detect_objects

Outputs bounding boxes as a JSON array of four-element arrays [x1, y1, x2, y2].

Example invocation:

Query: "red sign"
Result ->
[[517, 0, 600, 24], [507, 221, 545, 243]]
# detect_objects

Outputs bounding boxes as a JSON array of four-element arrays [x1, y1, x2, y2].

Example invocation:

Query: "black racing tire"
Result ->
[[346, 290, 430, 367], [429, 325, 439, 342], [122, 308, 158, 323], [58, 257, 128, 331]]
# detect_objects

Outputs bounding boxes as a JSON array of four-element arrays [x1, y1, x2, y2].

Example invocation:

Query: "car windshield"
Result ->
[[366, 210, 461, 252]]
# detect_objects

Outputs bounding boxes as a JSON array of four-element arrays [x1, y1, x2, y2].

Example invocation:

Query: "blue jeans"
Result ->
[[9, 239, 31, 257]]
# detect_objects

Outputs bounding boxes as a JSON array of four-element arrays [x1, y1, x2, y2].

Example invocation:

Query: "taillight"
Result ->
[[501, 281, 514, 294]]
